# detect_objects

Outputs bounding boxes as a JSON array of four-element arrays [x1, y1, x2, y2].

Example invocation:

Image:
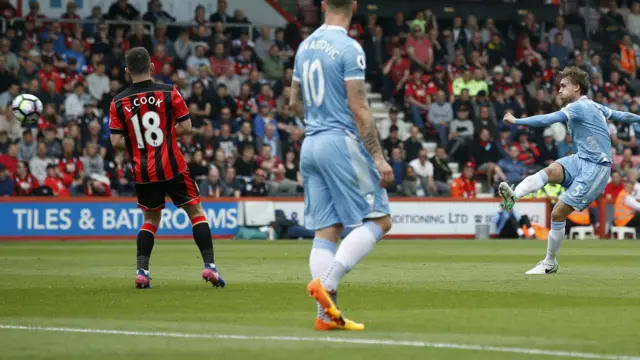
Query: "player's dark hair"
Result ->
[[559, 66, 590, 95], [326, 0, 353, 11], [125, 47, 151, 75]]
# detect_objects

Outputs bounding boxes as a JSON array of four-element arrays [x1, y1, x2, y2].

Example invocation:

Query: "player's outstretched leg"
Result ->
[[308, 216, 391, 326], [499, 169, 550, 210], [136, 211, 161, 289], [183, 203, 225, 288], [308, 226, 365, 331], [526, 200, 573, 275]]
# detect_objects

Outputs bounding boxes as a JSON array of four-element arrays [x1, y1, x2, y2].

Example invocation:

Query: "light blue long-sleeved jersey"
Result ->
[[514, 96, 640, 164], [292, 25, 366, 137]]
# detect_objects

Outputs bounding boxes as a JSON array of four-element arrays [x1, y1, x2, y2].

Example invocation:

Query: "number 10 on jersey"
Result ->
[[302, 59, 325, 107]]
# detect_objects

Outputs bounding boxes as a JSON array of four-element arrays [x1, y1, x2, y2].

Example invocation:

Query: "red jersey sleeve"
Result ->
[[109, 101, 125, 135], [171, 87, 190, 123]]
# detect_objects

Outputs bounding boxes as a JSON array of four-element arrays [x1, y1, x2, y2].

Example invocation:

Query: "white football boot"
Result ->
[[525, 260, 559, 275]]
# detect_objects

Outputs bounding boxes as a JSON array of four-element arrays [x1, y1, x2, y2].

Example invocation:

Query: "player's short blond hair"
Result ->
[[325, 0, 353, 11], [559, 66, 591, 95]]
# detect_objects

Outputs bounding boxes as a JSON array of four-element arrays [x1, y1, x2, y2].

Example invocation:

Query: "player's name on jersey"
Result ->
[[124, 95, 164, 112], [298, 39, 340, 59]]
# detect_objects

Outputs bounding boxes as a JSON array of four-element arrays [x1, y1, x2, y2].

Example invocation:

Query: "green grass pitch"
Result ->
[[1, 240, 640, 360]]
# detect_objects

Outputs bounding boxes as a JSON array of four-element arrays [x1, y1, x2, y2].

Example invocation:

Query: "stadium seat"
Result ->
[[611, 226, 636, 240], [569, 226, 596, 240]]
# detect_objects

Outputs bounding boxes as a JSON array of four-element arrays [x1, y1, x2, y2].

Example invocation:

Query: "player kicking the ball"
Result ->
[[290, 0, 394, 330], [499, 67, 640, 274], [109, 47, 224, 289]]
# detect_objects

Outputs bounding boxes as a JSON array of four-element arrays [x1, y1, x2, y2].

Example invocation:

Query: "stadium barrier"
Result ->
[[0, 197, 549, 240]]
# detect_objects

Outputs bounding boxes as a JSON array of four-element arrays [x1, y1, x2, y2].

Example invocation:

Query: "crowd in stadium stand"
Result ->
[[1, 0, 640, 201]]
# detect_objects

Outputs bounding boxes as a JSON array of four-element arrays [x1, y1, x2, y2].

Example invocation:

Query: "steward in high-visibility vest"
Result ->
[[521, 184, 564, 204], [614, 180, 640, 234], [620, 36, 636, 77]]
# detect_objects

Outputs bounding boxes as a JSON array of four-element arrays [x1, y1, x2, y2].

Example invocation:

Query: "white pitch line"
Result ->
[[1, 324, 639, 360]]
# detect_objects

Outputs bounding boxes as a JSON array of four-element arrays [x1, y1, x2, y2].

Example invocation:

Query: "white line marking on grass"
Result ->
[[1, 324, 639, 360]]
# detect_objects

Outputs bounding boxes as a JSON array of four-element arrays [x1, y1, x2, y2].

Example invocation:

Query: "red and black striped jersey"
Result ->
[[109, 80, 190, 184]]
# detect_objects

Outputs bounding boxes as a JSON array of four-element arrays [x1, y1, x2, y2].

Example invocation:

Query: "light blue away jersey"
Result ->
[[560, 96, 612, 164], [293, 25, 365, 136]]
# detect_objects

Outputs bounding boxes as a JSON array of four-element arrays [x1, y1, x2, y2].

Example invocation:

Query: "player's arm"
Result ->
[[171, 87, 193, 137], [289, 79, 304, 119], [608, 109, 640, 124], [504, 110, 568, 127], [108, 101, 127, 150]]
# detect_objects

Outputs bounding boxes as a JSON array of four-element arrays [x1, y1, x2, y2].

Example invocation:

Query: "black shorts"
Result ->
[[135, 171, 200, 211]]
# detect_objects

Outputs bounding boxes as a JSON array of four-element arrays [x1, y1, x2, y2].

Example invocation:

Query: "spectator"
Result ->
[[234, 145, 257, 180], [209, 0, 230, 24], [387, 147, 406, 194], [128, 24, 154, 54], [474, 105, 497, 139], [229, 9, 254, 41], [0, 38, 19, 73], [255, 25, 274, 61], [548, 16, 574, 50], [619, 35, 636, 79], [452, 16, 471, 46], [0, 82, 18, 111], [449, 105, 474, 161], [428, 90, 453, 145], [378, 107, 410, 141], [108, 0, 140, 21], [557, 133, 578, 157], [405, 68, 429, 128], [29, 142, 55, 183], [514, 132, 540, 166], [382, 125, 402, 160], [174, 29, 194, 67], [187, 44, 210, 76], [150, 44, 174, 76], [18, 60, 38, 90], [210, 42, 232, 77], [471, 128, 502, 187], [65, 83, 90, 120], [43, 163, 70, 196], [363, 25, 387, 91], [242, 168, 269, 196], [401, 166, 424, 197], [538, 128, 558, 166], [452, 67, 474, 96], [497, 145, 526, 185], [262, 45, 284, 82], [0, 163, 12, 196], [18, 130, 36, 162], [236, 121, 256, 152], [38, 56, 62, 93], [86, 62, 109, 100], [0, 108, 20, 141], [390, 11, 410, 36], [382, 47, 410, 104], [142, 0, 175, 24], [403, 126, 423, 162], [199, 166, 227, 198], [430, 146, 452, 195], [83, 6, 103, 35], [480, 18, 498, 44], [81, 142, 104, 177], [610, 115, 637, 153], [223, 167, 242, 198], [409, 148, 437, 196], [84, 174, 111, 197], [604, 171, 624, 201], [213, 84, 237, 118], [13, 160, 39, 196], [62, 39, 87, 73], [616, 147, 638, 174], [599, 0, 625, 48], [58, 137, 84, 191], [283, 150, 302, 193], [628, 2, 640, 38], [0, 143, 18, 174], [253, 102, 278, 139], [450, 161, 476, 198]]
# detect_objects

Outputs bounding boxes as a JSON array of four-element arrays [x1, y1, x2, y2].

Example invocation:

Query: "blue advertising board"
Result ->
[[0, 200, 239, 238]]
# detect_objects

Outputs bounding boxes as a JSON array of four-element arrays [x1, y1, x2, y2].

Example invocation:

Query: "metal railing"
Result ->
[[5, 17, 256, 42]]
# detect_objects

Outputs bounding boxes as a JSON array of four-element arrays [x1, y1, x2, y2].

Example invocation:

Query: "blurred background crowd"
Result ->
[[0, 0, 639, 206]]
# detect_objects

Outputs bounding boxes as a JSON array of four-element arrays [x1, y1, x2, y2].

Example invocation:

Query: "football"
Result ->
[[12, 94, 43, 124]]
